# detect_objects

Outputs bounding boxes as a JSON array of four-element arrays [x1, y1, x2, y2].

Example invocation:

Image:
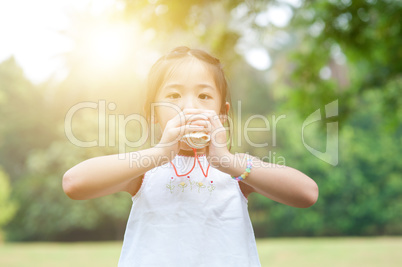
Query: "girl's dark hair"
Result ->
[[144, 46, 233, 147]]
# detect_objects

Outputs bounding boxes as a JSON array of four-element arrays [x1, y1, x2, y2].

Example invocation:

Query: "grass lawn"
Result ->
[[0, 237, 401, 267]]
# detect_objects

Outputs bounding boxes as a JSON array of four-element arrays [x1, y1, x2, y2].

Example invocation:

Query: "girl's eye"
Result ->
[[199, 94, 212, 100], [167, 93, 180, 99]]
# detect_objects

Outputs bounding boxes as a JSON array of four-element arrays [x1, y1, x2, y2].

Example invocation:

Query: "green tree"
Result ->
[[6, 140, 132, 241], [249, 90, 402, 237], [0, 57, 57, 180], [0, 167, 17, 241], [285, 0, 402, 127]]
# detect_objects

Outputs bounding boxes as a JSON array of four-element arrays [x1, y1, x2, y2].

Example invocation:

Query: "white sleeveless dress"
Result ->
[[118, 155, 261, 267]]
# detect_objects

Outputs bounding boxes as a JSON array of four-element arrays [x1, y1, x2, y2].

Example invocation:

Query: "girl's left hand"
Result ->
[[199, 110, 231, 167]]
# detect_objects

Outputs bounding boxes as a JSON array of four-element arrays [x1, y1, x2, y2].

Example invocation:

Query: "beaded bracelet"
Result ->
[[232, 156, 253, 181]]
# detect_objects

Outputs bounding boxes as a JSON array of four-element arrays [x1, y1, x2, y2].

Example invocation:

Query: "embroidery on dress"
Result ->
[[178, 182, 188, 192], [207, 181, 216, 194], [187, 176, 196, 191], [196, 181, 206, 193], [165, 175, 215, 194], [166, 177, 175, 194]]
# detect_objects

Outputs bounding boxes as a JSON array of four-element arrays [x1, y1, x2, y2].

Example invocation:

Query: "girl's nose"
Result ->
[[182, 96, 198, 110]]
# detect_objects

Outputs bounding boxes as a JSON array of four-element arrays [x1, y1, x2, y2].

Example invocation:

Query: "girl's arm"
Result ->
[[217, 153, 319, 208], [63, 109, 207, 200], [204, 109, 318, 208], [62, 147, 169, 200]]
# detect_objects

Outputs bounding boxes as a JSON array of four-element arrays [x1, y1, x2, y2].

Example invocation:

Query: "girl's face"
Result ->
[[154, 58, 229, 150]]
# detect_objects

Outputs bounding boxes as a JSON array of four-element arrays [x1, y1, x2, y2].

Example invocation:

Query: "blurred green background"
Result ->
[[1, 0, 402, 266]]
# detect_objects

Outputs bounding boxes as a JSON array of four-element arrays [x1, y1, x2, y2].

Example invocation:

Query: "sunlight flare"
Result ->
[[86, 24, 132, 69]]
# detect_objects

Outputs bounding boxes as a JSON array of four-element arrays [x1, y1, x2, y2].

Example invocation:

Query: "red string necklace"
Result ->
[[170, 148, 210, 178]]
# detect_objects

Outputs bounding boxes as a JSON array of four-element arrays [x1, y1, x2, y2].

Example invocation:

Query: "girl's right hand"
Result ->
[[156, 109, 210, 159]]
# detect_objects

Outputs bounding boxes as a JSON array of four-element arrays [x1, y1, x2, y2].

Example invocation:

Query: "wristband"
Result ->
[[232, 156, 252, 181]]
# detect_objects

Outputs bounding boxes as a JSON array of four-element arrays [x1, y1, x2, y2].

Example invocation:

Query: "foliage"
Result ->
[[123, 0, 245, 63], [285, 0, 402, 128], [0, 57, 57, 180], [249, 90, 402, 237], [5, 136, 132, 241], [0, 167, 18, 241]]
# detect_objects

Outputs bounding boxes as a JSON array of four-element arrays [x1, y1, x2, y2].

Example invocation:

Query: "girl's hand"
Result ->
[[200, 110, 232, 167], [156, 109, 210, 159]]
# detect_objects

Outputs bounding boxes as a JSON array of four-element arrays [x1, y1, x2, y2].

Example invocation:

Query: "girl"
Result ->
[[63, 46, 318, 267]]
